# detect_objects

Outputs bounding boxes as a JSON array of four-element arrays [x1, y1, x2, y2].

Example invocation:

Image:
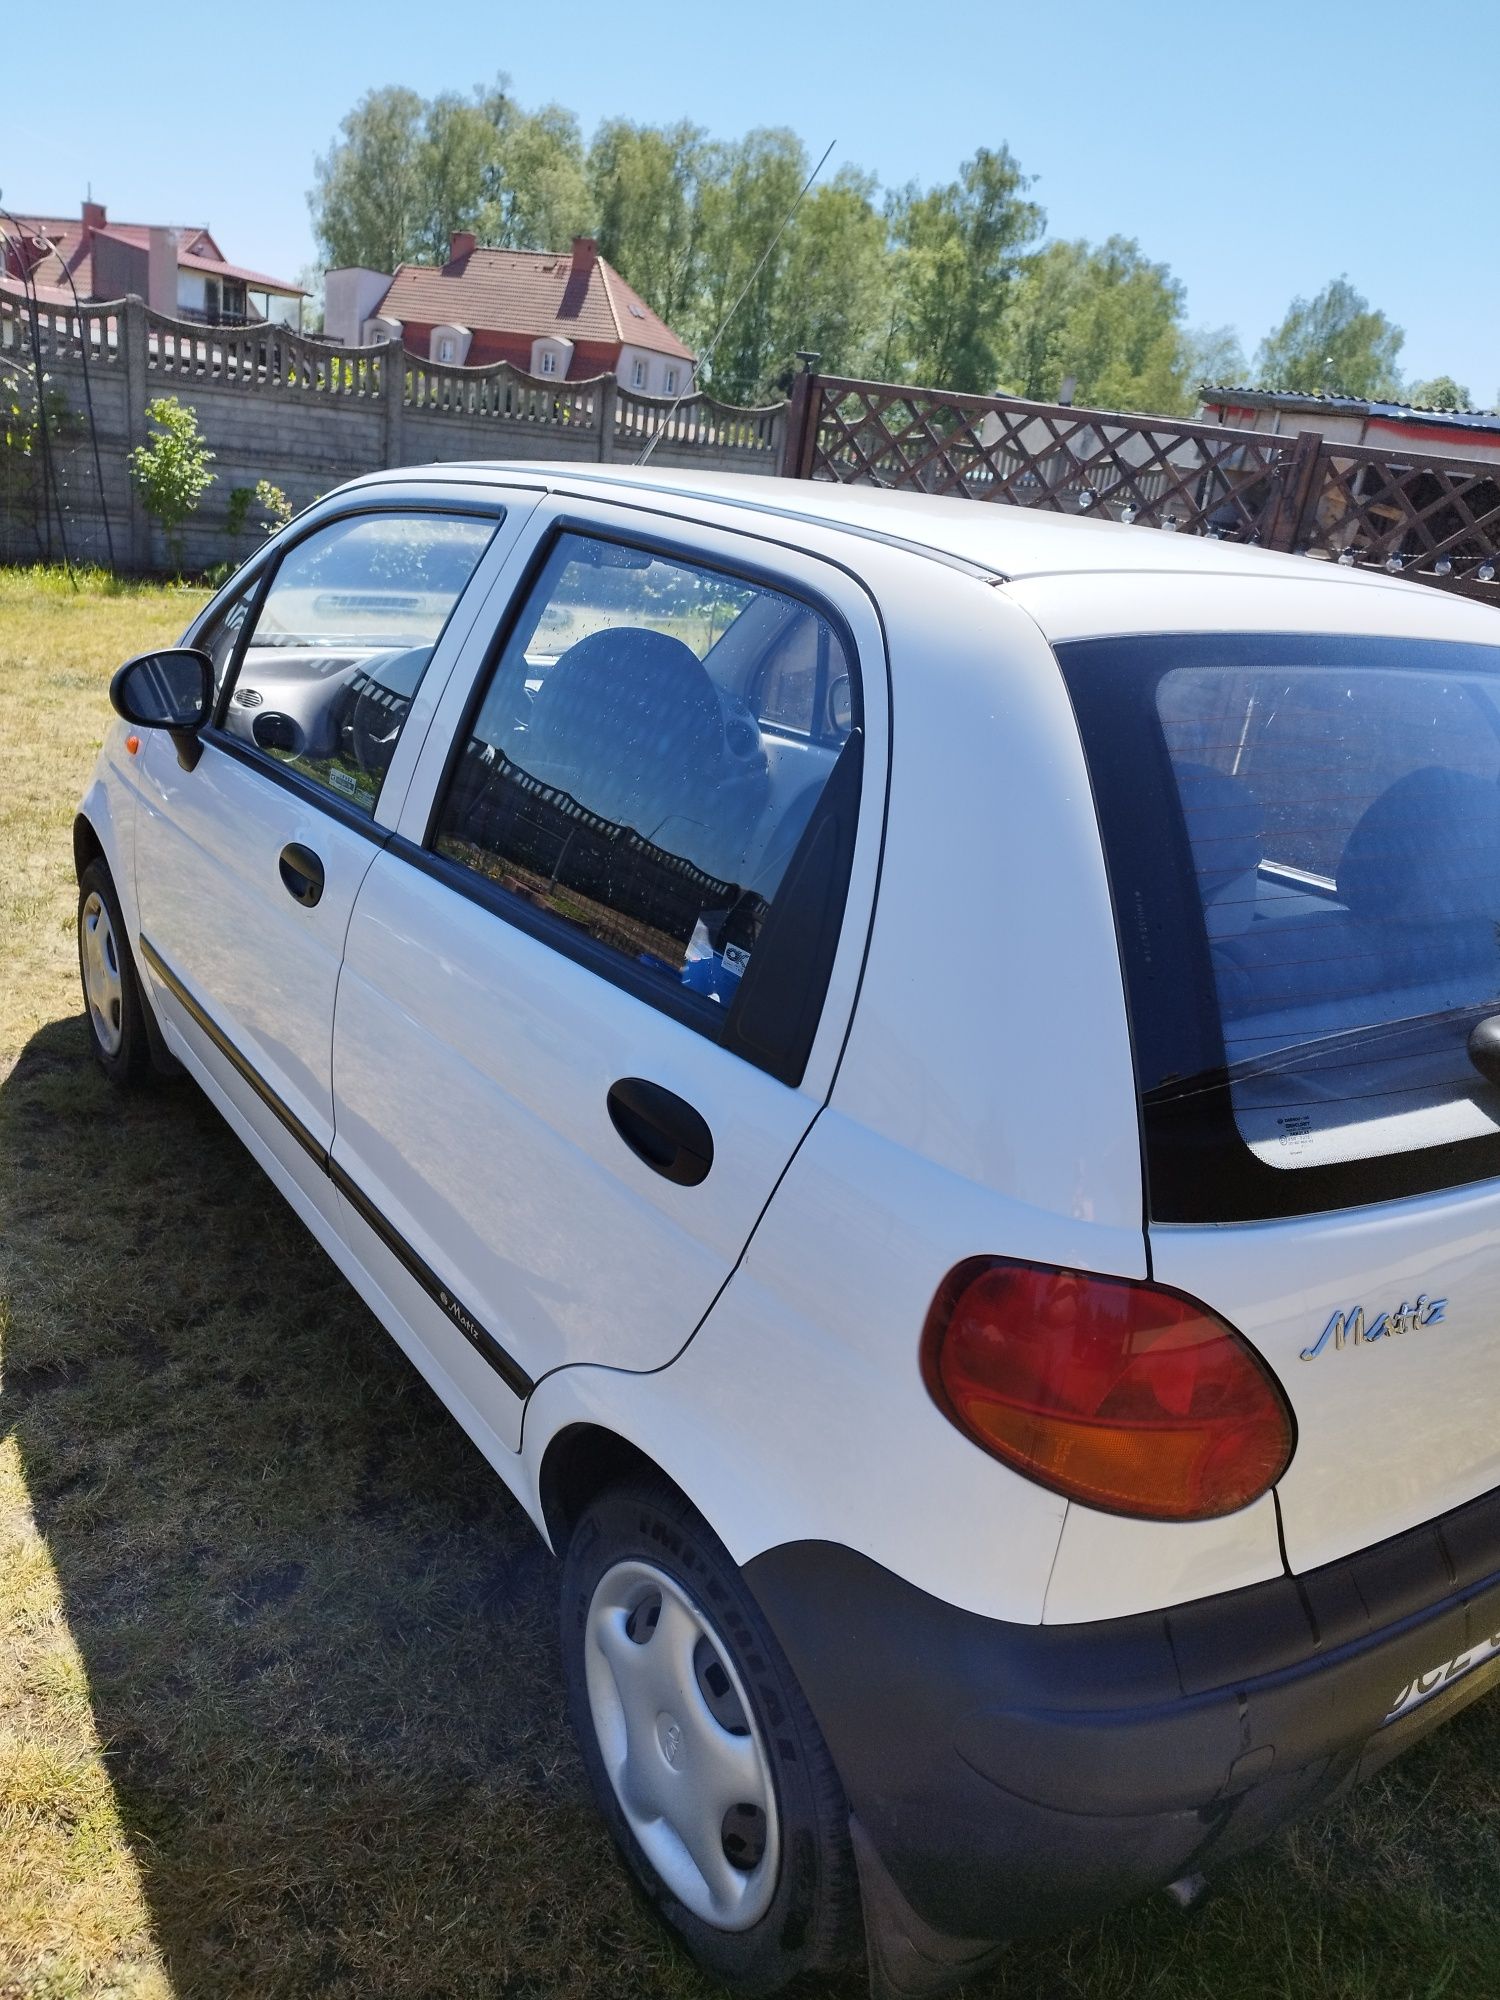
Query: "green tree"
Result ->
[[997, 237, 1221, 416], [128, 396, 215, 573], [1407, 374, 1472, 410], [689, 129, 810, 403], [886, 147, 1044, 391], [589, 119, 710, 329], [416, 91, 502, 263], [1183, 323, 1248, 396], [768, 169, 892, 386], [311, 78, 593, 272], [310, 85, 428, 271], [1254, 277, 1405, 398], [476, 88, 593, 250]]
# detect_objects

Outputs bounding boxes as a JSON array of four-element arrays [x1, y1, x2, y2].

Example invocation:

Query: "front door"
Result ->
[[328, 506, 887, 1454], [134, 503, 505, 1198]]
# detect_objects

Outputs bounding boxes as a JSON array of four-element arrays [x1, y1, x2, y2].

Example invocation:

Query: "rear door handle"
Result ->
[[278, 842, 325, 908], [606, 1077, 714, 1186]]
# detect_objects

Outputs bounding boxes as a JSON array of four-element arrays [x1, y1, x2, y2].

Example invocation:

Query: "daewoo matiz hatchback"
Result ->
[[78, 465, 1500, 1996]]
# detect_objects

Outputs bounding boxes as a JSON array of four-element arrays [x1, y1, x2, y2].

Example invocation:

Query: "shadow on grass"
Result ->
[[1, 1014, 702, 2000], [7, 1011, 1500, 2000]]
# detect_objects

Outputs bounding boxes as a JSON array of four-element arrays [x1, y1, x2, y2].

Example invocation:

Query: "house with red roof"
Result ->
[[0, 200, 305, 325], [325, 234, 695, 395]]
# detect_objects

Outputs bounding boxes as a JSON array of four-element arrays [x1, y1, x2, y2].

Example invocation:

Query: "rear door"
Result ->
[[134, 495, 523, 1197], [327, 500, 887, 1453], [1063, 628, 1500, 1574]]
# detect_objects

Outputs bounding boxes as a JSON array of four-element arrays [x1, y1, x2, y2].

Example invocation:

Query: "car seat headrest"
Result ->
[[520, 628, 728, 839], [1339, 767, 1500, 924]]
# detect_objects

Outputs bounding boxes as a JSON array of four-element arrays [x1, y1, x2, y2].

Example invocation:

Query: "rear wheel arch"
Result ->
[[538, 1424, 694, 1554]]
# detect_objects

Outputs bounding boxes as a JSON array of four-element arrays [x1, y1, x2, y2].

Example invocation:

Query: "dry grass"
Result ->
[[3, 568, 1500, 1999]]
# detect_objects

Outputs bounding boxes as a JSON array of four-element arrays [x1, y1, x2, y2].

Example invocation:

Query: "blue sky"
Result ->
[[4, 0, 1494, 401]]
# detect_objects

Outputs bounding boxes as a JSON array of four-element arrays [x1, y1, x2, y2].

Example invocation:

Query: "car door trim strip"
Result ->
[[140, 934, 329, 1167], [324, 1158, 534, 1397], [138, 934, 534, 1402]]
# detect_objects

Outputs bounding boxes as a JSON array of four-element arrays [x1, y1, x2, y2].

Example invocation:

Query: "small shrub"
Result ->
[[128, 396, 215, 573], [226, 479, 293, 549], [255, 479, 293, 534], [225, 485, 255, 540]]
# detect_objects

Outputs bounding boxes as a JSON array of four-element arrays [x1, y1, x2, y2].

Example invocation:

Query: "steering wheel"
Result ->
[[344, 646, 432, 776]]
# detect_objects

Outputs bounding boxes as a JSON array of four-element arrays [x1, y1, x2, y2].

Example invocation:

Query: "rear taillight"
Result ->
[[920, 1259, 1293, 1521]]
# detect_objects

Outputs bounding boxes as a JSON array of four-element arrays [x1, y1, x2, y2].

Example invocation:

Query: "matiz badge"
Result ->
[[1301, 1293, 1446, 1362]]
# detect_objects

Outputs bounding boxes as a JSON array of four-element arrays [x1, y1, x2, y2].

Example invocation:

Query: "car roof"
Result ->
[[356, 458, 1418, 592]]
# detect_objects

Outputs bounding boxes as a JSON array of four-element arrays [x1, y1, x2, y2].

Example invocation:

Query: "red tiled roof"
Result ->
[[177, 251, 305, 296], [375, 244, 694, 361], [0, 214, 302, 301]]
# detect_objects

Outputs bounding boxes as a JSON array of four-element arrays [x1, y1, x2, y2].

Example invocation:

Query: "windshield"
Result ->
[[1058, 632, 1500, 1221]]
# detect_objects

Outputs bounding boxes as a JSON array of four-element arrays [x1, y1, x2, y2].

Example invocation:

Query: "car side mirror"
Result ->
[[109, 648, 213, 770]]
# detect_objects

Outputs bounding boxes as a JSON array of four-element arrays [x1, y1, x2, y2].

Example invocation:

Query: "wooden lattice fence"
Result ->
[[781, 372, 1500, 606]]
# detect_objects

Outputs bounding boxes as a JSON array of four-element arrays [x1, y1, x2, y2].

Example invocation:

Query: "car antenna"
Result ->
[[634, 139, 836, 469]]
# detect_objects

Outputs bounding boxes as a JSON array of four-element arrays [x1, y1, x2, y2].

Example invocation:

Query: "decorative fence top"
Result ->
[[786, 372, 1500, 604], [2, 286, 784, 464], [615, 388, 783, 458], [145, 309, 386, 400], [1, 286, 122, 366]]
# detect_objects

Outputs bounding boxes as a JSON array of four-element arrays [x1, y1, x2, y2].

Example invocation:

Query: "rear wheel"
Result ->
[[77, 859, 153, 1087], [560, 1476, 860, 1994]]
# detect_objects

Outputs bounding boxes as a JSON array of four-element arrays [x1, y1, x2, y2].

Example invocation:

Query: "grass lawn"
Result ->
[[1, 565, 1497, 2000]]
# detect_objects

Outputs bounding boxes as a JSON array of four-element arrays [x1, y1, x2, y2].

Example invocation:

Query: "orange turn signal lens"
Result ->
[[920, 1259, 1294, 1521], [125, 734, 141, 755]]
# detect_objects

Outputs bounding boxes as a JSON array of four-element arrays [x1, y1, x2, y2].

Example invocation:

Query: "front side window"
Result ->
[[1061, 632, 1500, 1219], [220, 511, 497, 814], [431, 532, 857, 1015]]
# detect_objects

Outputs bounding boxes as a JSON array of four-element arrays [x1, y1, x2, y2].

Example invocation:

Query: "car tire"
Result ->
[[77, 858, 154, 1087], [561, 1474, 862, 1995]]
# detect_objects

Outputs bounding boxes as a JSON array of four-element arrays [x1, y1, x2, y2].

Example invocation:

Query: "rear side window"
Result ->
[[1059, 632, 1500, 1221], [219, 512, 496, 813], [430, 531, 858, 1020]]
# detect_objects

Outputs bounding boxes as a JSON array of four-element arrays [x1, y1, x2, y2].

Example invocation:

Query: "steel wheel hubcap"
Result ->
[[80, 891, 124, 1056], [584, 1558, 780, 1930]]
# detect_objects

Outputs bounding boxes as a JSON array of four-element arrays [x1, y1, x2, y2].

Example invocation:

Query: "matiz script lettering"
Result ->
[[1300, 1293, 1446, 1362]]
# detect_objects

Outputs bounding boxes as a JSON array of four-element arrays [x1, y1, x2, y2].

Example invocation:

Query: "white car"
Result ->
[[78, 464, 1500, 1997]]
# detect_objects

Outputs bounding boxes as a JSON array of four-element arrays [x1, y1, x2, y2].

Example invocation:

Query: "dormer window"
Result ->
[[437, 336, 455, 364], [632, 358, 646, 389], [664, 367, 678, 395], [541, 350, 557, 375]]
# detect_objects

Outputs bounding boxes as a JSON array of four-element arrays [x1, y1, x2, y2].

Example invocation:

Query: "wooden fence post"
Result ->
[[1263, 429, 1323, 550], [780, 365, 819, 479]]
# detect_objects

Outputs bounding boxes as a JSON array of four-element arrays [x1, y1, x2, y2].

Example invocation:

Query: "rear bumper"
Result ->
[[744, 1480, 1500, 1961]]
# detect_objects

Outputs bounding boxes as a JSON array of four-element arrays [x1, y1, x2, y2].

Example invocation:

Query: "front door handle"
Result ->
[[278, 842, 325, 908], [606, 1077, 714, 1186]]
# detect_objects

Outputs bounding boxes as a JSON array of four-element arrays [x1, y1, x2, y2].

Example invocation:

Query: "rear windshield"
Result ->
[[1058, 632, 1500, 1221]]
